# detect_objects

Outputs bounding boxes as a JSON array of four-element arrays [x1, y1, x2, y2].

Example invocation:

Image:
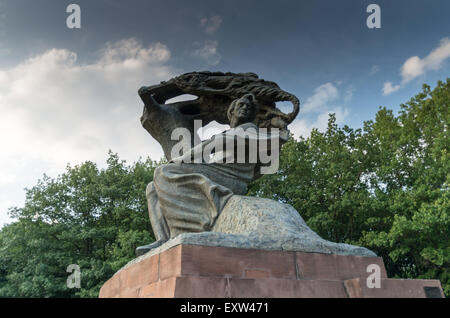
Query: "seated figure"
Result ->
[[136, 93, 287, 255]]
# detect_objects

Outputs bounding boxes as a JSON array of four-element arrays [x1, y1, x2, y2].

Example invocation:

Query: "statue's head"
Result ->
[[227, 93, 257, 128]]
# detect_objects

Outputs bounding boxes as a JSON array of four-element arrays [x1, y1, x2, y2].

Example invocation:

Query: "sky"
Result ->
[[0, 0, 449, 227]]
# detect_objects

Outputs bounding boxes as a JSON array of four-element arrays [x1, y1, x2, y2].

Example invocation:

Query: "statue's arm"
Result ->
[[138, 86, 163, 108], [138, 89, 163, 129]]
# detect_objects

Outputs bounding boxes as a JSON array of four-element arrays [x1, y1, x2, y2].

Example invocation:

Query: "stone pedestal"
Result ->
[[99, 244, 444, 298]]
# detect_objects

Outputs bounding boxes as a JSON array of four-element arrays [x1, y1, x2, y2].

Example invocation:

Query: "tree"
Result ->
[[0, 152, 158, 297], [359, 80, 449, 295], [249, 79, 449, 296]]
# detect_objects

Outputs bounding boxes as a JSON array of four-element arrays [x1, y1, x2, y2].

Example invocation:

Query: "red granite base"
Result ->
[[98, 244, 444, 298]]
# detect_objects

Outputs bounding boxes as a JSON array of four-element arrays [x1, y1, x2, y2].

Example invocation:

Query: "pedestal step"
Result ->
[[99, 244, 444, 298]]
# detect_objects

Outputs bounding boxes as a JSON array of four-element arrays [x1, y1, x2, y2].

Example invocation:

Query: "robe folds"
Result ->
[[146, 123, 287, 241]]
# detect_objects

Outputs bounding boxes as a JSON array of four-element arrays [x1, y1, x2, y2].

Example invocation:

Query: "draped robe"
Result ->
[[146, 123, 287, 241]]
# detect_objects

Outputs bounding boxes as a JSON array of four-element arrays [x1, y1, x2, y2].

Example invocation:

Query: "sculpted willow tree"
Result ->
[[135, 71, 376, 257]]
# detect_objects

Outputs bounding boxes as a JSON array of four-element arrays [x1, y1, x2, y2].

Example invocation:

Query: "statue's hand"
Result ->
[[140, 92, 160, 109], [139, 91, 162, 127]]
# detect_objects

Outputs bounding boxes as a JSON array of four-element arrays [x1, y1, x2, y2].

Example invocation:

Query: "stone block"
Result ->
[[344, 278, 445, 298], [295, 252, 387, 280], [99, 244, 444, 298]]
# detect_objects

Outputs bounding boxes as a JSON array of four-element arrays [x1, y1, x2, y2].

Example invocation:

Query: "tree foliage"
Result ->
[[0, 152, 158, 297], [0, 79, 448, 297], [249, 79, 449, 295]]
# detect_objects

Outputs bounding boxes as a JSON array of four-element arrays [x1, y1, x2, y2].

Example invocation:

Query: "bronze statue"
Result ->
[[136, 71, 376, 258]]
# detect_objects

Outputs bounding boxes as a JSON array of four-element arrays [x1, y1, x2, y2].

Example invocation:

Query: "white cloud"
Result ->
[[302, 82, 339, 113], [0, 38, 177, 226], [401, 56, 424, 83], [382, 81, 401, 95], [99, 38, 170, 65], [289, 83, 350, 139], [200, 16, 223, 34], [401, 37, 450, 83], [290, 107, 350, 139], [191, 40, 221, 66], [383, 37, 450, 95]]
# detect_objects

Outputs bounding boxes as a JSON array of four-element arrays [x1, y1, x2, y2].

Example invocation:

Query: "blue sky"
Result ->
[[0, 0, 449, 226]]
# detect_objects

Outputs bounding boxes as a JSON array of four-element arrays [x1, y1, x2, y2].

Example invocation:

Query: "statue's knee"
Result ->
[[154, 163, 177, 182]]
